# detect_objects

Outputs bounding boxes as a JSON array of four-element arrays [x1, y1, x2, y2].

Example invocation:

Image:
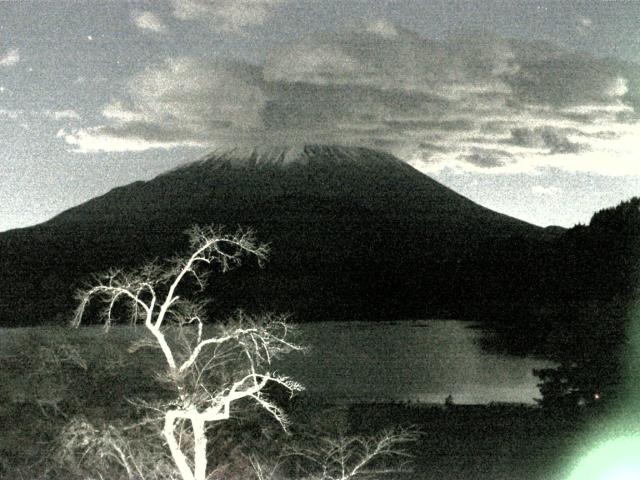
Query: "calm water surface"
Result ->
[[278, 320, 554, 404], [1, 320, 554, 404]]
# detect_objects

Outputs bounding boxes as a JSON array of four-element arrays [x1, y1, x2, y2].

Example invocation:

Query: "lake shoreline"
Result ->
[[284, 397, 604, 480], [1, 319, 554, 405]]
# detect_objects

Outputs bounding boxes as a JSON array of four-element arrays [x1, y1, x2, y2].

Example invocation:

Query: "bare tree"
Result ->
[[73, 225, 303, 480], [249, 429, 418, 480], [293, 429, 418, 480]]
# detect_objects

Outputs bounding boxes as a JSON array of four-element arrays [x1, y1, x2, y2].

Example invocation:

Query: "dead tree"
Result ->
[[293, 429, 418, 480], [73, 225, 303, 480]]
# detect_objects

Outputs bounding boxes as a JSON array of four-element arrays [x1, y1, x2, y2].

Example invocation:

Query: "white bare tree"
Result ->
[[292, 429, 418, 480], [249, 428, 418, 480], [72, 225, 304, 480]]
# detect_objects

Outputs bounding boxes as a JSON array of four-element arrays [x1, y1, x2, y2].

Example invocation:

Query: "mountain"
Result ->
[[0, 145, 551, 326]]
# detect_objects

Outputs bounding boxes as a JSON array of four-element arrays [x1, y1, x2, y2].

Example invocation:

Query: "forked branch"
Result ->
[[72, 225, 302, 480]]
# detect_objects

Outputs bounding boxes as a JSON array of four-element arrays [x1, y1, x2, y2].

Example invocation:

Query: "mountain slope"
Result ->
[[49, 145, 530, 232], [0, 145, 547, 326]]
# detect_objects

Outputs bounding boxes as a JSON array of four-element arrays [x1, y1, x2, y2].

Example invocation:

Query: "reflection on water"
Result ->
[[278, 320, 555, 404], [0, 320, 554, 405]]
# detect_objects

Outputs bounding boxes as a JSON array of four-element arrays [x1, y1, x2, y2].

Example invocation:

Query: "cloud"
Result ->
[[44, 109, 81, 121], [58, 127, 203, 153], [1, 108, 81, 122], [63, 57, 265, 152], [171, 0, 284, 32], [63, 24, 640, 176], [132, 11, 166, 33], [464, 149, 514, 169], [0, 48, 20, 66], [0, 108, 22, 119], [504, 127, 585, 154], [264, 21, 463, 92], [531, 185, 561, 196]]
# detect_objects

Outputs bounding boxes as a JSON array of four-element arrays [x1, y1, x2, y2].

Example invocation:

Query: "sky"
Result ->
[[1, 0, 639, 231]]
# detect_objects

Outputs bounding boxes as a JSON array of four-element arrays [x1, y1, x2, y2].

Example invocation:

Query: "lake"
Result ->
[[0, 320, 554, 405], [278, 320, 553, 404]]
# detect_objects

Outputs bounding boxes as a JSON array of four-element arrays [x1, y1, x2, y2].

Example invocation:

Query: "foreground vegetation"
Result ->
[[1, 322, 611, 479], [2, 215, 631, 479], [0, 374, 605, 479], [2, 226, 419, 479]]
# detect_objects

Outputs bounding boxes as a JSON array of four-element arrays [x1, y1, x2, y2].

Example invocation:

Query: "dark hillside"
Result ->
[[482, 198, 640, 408], [0, 145, 549, 326]]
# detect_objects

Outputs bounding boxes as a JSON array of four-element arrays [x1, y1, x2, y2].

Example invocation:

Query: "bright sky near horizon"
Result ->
[[1, 0, 639, 231]]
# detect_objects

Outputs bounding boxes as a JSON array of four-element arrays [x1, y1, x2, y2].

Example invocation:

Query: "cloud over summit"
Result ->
[[171, 0, 285, 32], [132, 11, 166, 33], [63, 22, 640, 176]]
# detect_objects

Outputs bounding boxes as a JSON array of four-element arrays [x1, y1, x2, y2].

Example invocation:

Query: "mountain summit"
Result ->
[[174, 144, 407, 169], [50, 144, 532, 233], [1, 145, 543, 326]]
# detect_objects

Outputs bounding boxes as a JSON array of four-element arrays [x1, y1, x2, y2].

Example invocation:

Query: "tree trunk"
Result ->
[[163, 411, 196, 480], [192, 417, 208, 480]]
